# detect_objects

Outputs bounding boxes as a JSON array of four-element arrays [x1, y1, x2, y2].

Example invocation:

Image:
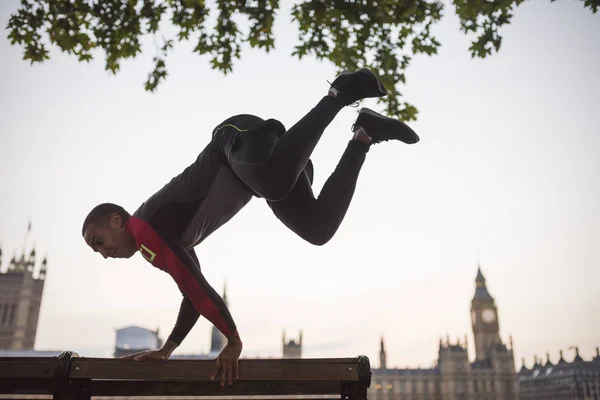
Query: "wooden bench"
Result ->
[[0, 351, 372, 400]]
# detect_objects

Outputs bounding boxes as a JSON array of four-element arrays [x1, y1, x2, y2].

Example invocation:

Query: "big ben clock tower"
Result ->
[[471, 266, 502, 361]]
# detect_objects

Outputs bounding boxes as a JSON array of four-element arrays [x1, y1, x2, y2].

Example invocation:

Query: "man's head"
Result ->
[[82, 203, 138, 259]]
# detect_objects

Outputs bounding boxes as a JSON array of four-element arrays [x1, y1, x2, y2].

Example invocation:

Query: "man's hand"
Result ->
[[120, 340, 178, 361], [212, 331, 243, 387]]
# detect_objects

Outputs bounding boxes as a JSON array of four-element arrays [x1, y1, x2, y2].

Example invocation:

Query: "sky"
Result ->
[[0, 0, 599, 369]]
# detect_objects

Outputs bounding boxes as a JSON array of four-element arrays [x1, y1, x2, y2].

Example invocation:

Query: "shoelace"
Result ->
[[326, 80, 359, 107]]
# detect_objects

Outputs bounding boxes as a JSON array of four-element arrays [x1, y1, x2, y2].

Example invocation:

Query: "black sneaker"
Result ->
[[353, 107, 419, 144], [329, 68, 388, 106]]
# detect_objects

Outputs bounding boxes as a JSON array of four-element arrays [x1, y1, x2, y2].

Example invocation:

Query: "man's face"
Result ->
[[83, 213, 137, 259]]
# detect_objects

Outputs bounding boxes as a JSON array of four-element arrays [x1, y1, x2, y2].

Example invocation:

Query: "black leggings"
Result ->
[[216, 95, 369, 245]]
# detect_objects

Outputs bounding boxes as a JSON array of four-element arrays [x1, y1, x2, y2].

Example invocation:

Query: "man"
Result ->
[[82, 68, 419, 386]]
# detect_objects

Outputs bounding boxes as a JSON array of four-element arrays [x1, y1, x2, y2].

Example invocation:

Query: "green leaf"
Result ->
[[4, 0, 597, 121]]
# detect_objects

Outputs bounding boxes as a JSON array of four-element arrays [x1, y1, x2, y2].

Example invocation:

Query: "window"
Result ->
[[505, 379, 512, 394], [8, 304, 17, 325], [0, 304, 8, 325], [374, 381, 383, 400], [0, 304, 5, 325]]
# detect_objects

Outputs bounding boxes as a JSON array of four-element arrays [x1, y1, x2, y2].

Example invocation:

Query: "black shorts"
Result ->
[[211, 114, 314, 188]]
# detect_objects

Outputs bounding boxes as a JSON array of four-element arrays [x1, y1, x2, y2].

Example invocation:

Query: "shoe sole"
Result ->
[[339, 68, 389, 97], [358, 107, 419, 144]]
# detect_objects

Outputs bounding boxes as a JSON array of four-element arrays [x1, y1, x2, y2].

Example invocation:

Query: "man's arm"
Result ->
[[165, 292, 200, 349], [148, 225, 238, 341], [164, 250, 210, 350]]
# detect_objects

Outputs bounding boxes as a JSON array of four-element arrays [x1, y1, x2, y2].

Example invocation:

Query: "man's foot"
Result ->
[[352, 107, 419, 144], [328, 68, 388, 106]]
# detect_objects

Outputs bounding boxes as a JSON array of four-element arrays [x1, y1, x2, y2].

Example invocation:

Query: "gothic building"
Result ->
[[0, 245, 47, 350], [370, 267, 518, 400], [283, 330, 303, 358], [518, 347, 600, 399]]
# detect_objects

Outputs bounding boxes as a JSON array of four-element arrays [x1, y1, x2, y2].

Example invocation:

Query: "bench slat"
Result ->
[[0, 378, 55, 394], [71, 359, 359, 381], [0, 360, 56, 378], [91, 379, 342, 397]]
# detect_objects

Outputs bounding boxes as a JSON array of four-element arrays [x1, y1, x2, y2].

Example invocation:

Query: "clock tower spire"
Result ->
[[471, 266, 502, 361]]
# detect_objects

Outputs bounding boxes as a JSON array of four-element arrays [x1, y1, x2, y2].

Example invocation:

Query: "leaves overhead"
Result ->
[[6, 0, 599, 121]]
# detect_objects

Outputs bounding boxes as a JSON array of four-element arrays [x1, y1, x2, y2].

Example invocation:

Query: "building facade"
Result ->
[[369, 267, 519, 400], [113, 325, 164, 358], [0, 246, 47, 350], [518, 347, 600, 400], [283, 330, 303, 358]]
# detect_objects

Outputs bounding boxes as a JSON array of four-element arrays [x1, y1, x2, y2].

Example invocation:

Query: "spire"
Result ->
[[38, 255, 47, 280], [379, 336, 387, 369], [27, 247, 36, 272], [22, 220, 32, 257], [0, 245, 3, 272], [473, 266, 493, 301], [222, 281, 228, 306], [545, 352, 553, 367], [476, 265, 485, 285], [519, 358, 529, 373], [209, 281, 229, 354], [573, 346, 584, 363], [558, 350, 567, 364]]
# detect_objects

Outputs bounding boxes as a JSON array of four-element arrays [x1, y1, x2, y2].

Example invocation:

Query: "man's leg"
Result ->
[[266, 138, 369, 245], [266, 108, 420, 245], [225, 68, 388, 202]]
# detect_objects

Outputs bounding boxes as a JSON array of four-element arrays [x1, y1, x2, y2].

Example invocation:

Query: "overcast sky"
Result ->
[[0, 0, 598, 369]]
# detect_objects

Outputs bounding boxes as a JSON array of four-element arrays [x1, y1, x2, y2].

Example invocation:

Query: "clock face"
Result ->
[[482, 309, 496, 323]]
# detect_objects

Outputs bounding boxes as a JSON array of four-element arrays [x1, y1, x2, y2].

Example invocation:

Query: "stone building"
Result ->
[[518, 347, 600, 399], [283, 330, 303, 358], [113, 325, 164, 358], [0, 245, 47, 350], [369, 267, 519, 400]]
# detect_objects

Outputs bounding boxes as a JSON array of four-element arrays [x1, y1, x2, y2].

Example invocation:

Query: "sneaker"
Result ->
[[329, 68, 388, 106], [353, 107, 419, 144]]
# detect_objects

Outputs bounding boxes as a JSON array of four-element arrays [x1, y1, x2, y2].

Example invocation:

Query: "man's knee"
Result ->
[[259, 182, 294, 202], [306, 233, 332, 246]]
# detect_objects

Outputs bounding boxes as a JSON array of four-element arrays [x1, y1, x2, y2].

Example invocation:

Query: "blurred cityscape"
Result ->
[[1, 237, 599, 399]]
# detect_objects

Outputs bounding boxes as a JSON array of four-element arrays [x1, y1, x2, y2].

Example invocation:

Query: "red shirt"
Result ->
[[125, 216, 236, 339]]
